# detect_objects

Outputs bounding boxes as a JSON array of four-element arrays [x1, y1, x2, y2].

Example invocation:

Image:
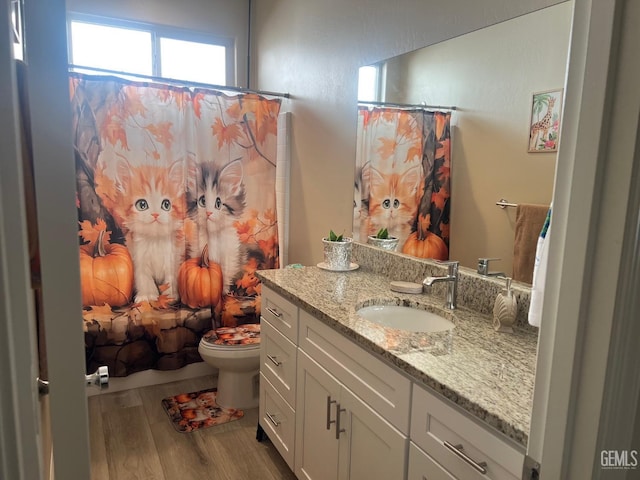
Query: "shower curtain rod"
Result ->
[[358, 100, 457, 111], [68, 64, 290, 99]]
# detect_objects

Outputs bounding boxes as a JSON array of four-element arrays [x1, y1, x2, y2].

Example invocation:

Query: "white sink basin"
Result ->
[[357, 305, 454, 332]]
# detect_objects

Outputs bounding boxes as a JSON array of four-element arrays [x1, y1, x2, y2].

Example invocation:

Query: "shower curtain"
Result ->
[[353, 106, 451, 260], [71, 74, 281, 376]]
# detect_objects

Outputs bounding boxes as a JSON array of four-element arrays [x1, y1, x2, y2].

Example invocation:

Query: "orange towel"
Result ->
[[512, 204, 549, 283]]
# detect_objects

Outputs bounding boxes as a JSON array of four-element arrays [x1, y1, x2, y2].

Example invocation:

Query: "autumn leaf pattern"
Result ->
[[354, 106, 452, 253]]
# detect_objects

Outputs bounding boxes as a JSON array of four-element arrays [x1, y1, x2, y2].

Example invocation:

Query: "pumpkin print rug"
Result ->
[[161, 388, 244, 433]]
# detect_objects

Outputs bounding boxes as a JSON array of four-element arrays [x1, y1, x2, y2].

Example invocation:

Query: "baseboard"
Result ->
[[87, 362, 217, 396]]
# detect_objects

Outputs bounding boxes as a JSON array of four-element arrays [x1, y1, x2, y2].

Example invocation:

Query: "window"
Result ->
[[67, 14, 233, 86], [11, 0, 24, 61], [358, 65, 381, 102]]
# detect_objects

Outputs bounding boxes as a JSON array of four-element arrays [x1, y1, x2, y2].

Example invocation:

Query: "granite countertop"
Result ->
[[257, 266, 538, 448]]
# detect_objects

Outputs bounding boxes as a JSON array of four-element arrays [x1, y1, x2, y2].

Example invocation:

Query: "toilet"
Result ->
[[198, 324, 261, 410]]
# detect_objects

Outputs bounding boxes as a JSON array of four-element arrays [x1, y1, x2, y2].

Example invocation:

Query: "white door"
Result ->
[[0, 5, 44, 479], [0, 0, 92, 478]]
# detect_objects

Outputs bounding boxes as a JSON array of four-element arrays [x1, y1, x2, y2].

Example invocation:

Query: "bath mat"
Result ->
[[161, 388, 244, 433]]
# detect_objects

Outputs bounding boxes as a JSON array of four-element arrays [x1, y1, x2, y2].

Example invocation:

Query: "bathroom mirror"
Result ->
[[353, 2, 573, 284]]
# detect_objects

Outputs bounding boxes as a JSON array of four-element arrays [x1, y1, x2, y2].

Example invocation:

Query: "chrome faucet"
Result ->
[[423, 260, 459, 310], [477, 257, 504, 277]]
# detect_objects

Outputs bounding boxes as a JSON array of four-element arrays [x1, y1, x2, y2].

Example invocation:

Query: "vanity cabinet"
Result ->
[[410, 384, 525, 480], [259, 285, 525, 480], [259, 288, 299, 469], [295, 343, 407, 480]]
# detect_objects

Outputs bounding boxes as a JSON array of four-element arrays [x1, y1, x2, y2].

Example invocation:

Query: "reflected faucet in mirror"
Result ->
[[477, 258, 504, 277]]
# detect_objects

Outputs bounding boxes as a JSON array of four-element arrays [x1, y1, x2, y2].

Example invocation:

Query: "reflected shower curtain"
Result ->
[[71, 74, 281, 376], [353, 106, 451, 260]]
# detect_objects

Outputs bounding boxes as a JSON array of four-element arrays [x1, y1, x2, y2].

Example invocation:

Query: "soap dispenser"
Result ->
[[493, 277, 517, 333]]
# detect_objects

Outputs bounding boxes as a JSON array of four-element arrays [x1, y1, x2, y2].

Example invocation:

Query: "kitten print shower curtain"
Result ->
[[71, 74, 280, 376], [354, 106, 451, 260]]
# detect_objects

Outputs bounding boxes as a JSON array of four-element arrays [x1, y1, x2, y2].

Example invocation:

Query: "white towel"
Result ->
[[276, 112, 291, 267], [528, 207, 552, 327]]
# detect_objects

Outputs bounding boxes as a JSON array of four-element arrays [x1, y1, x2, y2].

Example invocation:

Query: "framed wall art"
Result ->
[[528, 89, 563, 153]]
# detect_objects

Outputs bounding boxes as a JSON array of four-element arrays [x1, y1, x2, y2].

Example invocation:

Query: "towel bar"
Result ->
[[496, 199, 518, 209]]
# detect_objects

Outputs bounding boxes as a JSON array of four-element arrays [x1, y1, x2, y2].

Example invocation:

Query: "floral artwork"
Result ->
[[354, 107, 451, 260], [528, 89, 563, 152], [71, 74, 280, 376]]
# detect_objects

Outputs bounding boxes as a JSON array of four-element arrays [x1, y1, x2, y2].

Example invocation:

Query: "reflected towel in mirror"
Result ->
[[512, 204, 549, 283]]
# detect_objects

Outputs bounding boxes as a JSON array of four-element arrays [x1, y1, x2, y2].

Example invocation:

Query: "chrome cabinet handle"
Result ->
[[266, 412, 280, 427], [267, 354, 282, 366], [326, 396, 336, 430], [443, 441, 488, 474], [266, 307, 282, 317], [335, 403, 346, 439]]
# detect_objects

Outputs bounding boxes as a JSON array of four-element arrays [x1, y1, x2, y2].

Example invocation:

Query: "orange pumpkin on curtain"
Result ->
[[177, 245, 223, 310], [401, 214, 448, 260], [79, 222, 133, 307]]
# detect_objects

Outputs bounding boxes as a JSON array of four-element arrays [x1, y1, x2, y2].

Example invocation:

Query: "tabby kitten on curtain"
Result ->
[[367, 165, 423, 241], [190, 159, 246, 293], [353, 164, 370, 241], [113, 161, 186, 303]]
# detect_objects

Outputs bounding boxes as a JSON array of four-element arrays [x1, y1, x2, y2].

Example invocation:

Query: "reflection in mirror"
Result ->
[[353, 1, 573, 284], [353, 107, 452, 260]]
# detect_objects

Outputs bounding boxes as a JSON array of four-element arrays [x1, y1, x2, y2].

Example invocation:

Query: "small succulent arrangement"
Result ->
[[326, 230, 346, 242], [367, 227, 399, 251], [322, 229, 353, 270], [373, 228, 394, 239]]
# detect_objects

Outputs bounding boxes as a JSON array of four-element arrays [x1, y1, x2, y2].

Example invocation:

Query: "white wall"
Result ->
[[252, 0, 569, 266], [65, 0, 250, 86], [389, 3, 572, 276]]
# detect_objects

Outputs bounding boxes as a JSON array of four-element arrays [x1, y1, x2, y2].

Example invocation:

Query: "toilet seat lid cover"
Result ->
[[201, 323, 261, 347]]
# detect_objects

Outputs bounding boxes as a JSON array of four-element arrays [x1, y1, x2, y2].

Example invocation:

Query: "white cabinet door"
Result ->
[[295, 350, 341, 480], [338, 385, 408, 480]]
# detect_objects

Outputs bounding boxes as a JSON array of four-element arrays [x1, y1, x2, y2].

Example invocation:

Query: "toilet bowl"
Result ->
[[198, 325, 261, 409]]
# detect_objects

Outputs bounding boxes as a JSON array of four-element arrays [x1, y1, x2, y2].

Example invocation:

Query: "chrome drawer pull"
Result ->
[[266, 412, 281, 427], [326, 396, 337, 430], [335, 403, 346, 439], [266, 307, 282, 317], [443, 441, 488, 474], [267, 354, 282, 366]]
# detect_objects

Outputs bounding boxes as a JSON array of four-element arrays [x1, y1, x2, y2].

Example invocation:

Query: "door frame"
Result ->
[[23, 0, 92, 477]]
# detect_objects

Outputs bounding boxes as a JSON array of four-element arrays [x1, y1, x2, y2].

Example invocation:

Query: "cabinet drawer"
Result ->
[[262, 286, 299, 343], [261, 318, 297, 407], [411, 384, 524, 480], [298, 310, 411, 434], [259, 374, 295, 470], [408, 442, 456, 480]]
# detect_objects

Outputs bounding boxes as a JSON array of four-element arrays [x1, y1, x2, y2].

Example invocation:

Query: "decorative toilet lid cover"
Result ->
[[202, 323, 261, 346]]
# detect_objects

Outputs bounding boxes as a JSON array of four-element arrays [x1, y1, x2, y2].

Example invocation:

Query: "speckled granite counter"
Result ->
[[256, 265, 538, 448]]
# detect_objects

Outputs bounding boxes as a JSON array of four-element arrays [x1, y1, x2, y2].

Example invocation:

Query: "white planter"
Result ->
[[322, 237, 353, 270]]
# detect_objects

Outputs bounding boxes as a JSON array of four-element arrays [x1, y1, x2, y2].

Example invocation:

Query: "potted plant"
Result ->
[[322, 230, 353, 270], [367, 228, 399, 251]]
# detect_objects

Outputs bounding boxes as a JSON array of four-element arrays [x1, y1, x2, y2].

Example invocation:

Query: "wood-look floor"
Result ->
[[88, 375, 297, 480]]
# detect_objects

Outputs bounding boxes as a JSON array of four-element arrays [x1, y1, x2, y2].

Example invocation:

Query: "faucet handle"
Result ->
[[436, 259, 459, 275], [478, 257, 501, 275]]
